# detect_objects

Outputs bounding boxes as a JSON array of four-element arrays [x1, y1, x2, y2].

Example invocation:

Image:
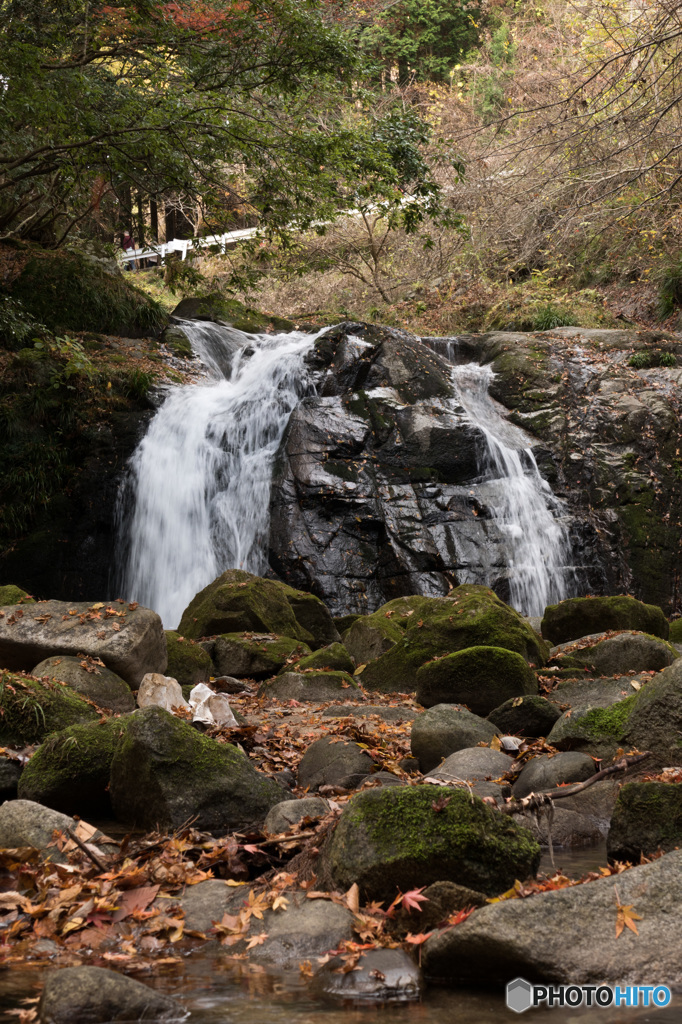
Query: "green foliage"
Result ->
[[473, 22, 516, 120], [628, 350, 677, 369], [0, 294, 45, 350], [531, 303, 578, 330], [125, 369, 156, 401], [360, 0, 484, 82]]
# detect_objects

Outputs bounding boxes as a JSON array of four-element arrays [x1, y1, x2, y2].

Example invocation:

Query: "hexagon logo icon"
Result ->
[[507, 977, 533, 1013]]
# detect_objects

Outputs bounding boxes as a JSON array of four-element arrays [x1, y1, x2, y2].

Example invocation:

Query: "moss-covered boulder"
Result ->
[[607, 782, 682, 862], [289, 643, 354, 675], [0, 671, 99, 745], [259, 671, 359, 702], [18, 719, 125, 815], [109, 706, 283, 832], [360, 587, 547, 694], [416, 646, 537, 714], [214, 633, 310, 679], [171, 294, 294, 334], [410, 705, 500, 774], [343, 597, 431, 665], [554, 632, 677, 677], [165, 631, 213, 687], [541, 596, 669, 645], [548, 659, 682, 761], [177, 569, 337, 648], [670, 619, 682, 643], [487, 695, 562, 738], [0, 585, 34, 606], [32, 656, 135, 714], [320, 786, 540, 901]]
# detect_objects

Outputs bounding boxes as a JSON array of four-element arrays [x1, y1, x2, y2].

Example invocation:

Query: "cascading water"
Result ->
[[116, 321, 315, 628], [449, 359, 574, 616]]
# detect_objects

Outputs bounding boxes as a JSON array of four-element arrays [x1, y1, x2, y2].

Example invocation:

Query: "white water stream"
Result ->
[[117, 322, 315, 628], [117, 323, 573, 626]]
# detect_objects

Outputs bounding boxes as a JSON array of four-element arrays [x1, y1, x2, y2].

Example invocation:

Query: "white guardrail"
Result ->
[[120, 226, 260, 263]]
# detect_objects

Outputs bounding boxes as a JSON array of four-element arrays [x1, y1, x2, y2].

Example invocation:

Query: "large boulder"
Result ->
[[213, 633, 310, 678], [264, 797, 330, 834], [360, 587, 547, 693], [428, 747, 514, 785], [177, 569, 337, 648], [18, 720, 124, 816], [548, 659, 682, 761], [174, 878, 253, 933], [415, 646, 537, 714], [343, 597, 432, 665], [410, 705, 500, 774], [0, 671, 98, 745], [292, 642, 355, 674], [230, 893, 354, 967], [555, 631, 678, 677], [165, 631, 213, 687], [259, 670, 359, 702], [0, 757, 22, 801], [320, 786, 540, 902], [109, 706, 283, 832], [421, 848, 682, 987], [541, 595, 669, 645], [31, 656, 135, 714], [0, 600, 166, 686], [512, 751, 595, 798], [298, 736, 374, 791], [607, 782, 682, 862], [487, 695, 561, 737], [38, 965, 185, 1024], [0, 799, 77, 858]]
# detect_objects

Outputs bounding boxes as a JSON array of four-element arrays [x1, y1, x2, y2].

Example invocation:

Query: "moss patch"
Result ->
[[541, 595, 669, 645], [607, 782, 682, 862], [0, 585, 34, 606], [165, 631, 213, 687], [0, 671, 99, 745], [416, 645, 538, 715]]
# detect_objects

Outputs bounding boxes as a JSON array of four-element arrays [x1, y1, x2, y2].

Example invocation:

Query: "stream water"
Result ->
[[116, 322, 577, 625]]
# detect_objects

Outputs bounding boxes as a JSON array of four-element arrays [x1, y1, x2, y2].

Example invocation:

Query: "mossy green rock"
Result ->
[[290, 643, 354, 675], [18, 719, 125, 815], [416, 646, 537, 715], [171, 295, 294, 334], [32, 656, 135, 714], [560, 632, 677, 677], [548, 659, 682, 761], [0, 671, 99, 745], [541, 596, 669, 645], [214, 633, 310, 679], [361, 586, 547, 694], [321, 786, 540, 901], [260, 671, 359, 702], [109, 706, 283, 832], [344, 597, 431, 666], [165, 631, 213, 687], [669, 619, 682, 643], [177, 569, 337, 648], [607, 782, 682, 862], [0, 585, 34, 606]]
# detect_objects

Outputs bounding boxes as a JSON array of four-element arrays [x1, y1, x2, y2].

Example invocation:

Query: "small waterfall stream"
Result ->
[[117, 322, 574, 626], [116, 321, 315, 628]]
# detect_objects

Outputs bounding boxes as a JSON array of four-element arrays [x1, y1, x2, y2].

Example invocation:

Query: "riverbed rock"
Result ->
[[428, 746, 513, 785], [137, 673, 188, 712], [165, 631, 213, 687], [292, 642, 355, 674], [0, 799, 76, 858], [541, 595, 669, 644], [323, 703, 417, 723], [231, 892, 354, 967], [177, 569, 337, 648], [0, 599, 166, 686], [514, 777, 620, 847], [32, 656, 135, 714], [298, 736, 375, 791], [421, 848, 682, 987], [547, 673, 644, 714], [360, 586, 548, 693], [553, 631, 678, 677], [320, 786, 540, 901], [607, 782, 682, 862], [0, 671, 99, 745], [38, 965, 185, 1023], [512, 752, 596, 798], [311, 948, 422, 1002], [343, 597, 431, 665], [18, 719, 124, 815], [175, 878, 253, 933], [213, 633, 310, 678], [264, 797, 330, 834], [487, 695, 562, 737], [410, 705, 500, 773], [259, 670, 359, 702], [109, 706, 283, 832], [416, 646, 537, 714]]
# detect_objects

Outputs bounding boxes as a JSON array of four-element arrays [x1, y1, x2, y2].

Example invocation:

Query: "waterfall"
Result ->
[[116, 321, 315, 628], [449, 361, 574, 616]]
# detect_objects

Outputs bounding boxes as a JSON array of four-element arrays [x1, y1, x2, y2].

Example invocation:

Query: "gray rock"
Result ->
[[0, 600, 166, 687], [31, 656, 135, 714], [411, 705, 500, 774], [109, 706, 283, 832], [563, 631, 678, 676], [428, 746, 513, 784], [0, 758, 22, 801], [298, 735, 374, 791], [512, 808, 604, 848], [422, 848, 682, 987], [548, 674, 643, 713], [359, 771, 404, 787], [322, 703, 417, 723], [415, 646, 537, 715], [260, 671, 359, 702], [293, 643, 355, 675], [175, 878, 253, 934], [0, 799, 76, 858], [264, 797, 330, 834], [38, 965, 185, 1023], [512, 752, 596, 798], [213, 633, 310, 679], [541, 595, 669, 645], [412, 881, 487, 931], [233, 892, 353, 967], [487, 695, 561, 737], [311, 949, 422, 1002], [344, 616, 399, 665], [607, 782, 682, 862]]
